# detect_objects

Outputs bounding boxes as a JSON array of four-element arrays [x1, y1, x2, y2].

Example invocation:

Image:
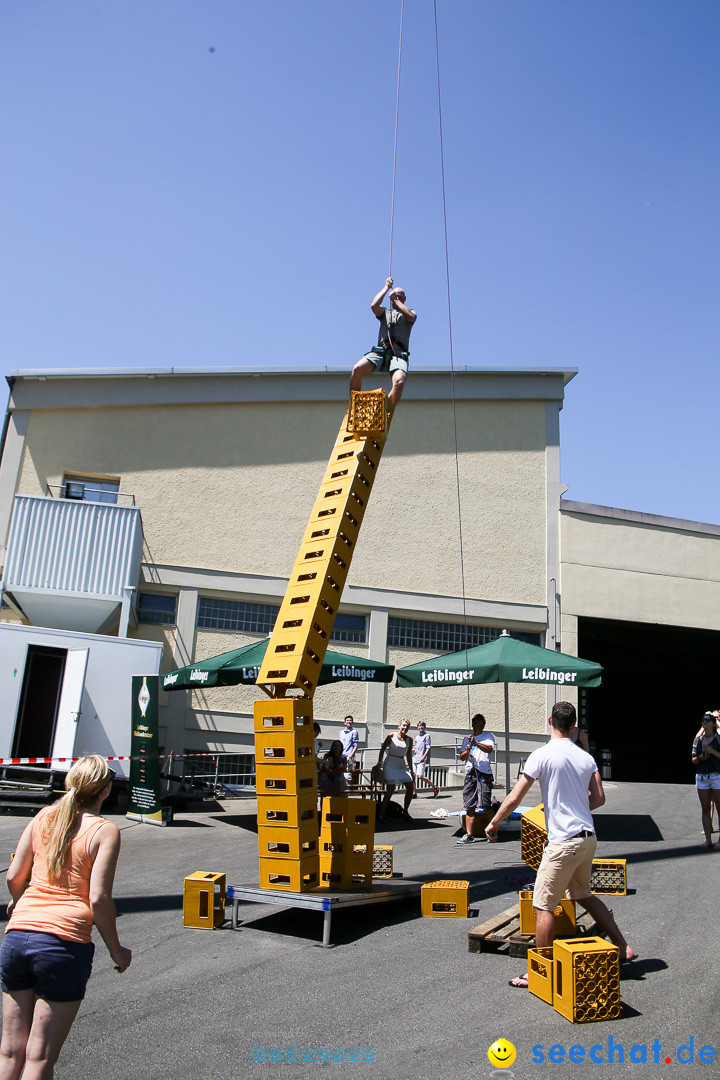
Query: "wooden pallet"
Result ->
[[467, 903, 602, 958]]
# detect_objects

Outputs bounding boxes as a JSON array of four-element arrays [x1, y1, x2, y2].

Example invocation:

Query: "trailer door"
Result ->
[[51, 649, 89, 761]]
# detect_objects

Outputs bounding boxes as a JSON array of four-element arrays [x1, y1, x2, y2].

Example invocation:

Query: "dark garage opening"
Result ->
[[578, 616, 720, 784]]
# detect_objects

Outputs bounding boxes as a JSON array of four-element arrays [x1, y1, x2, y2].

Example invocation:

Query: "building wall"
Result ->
[[560, 501, 720, 630], [15, 397, 549, 605]]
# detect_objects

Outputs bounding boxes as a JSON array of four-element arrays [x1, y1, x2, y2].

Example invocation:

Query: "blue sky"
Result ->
[[1, 1, 718, 523]]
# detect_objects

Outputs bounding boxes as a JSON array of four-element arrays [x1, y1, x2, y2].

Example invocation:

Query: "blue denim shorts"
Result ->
[[0, 931, 95, 1002]]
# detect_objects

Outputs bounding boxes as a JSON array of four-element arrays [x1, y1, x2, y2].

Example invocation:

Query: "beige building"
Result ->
[[1, 367, 718, 786]]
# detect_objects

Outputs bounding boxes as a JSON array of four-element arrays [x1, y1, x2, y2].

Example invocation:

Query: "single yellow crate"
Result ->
[[257, 791, 317, 829], [518, 890, 576, 937], [253, 698, 313, 733], [255, 759, 317, 797], [320, 797, 350, 830], [254, 727, 315, 764], [318, 853, 373, 890], [348, 389, 388, 437], [528, 946, 555, 1005], [421, 880, 470, 918], [553, 937, 621, 1023], [520, 804, 548, 871], [372, 845, 393, 877], [183, 871, 226, 929], [345, 799, 376, 836], [259, 854, 320, 893], [257, 823, 319, 861], [591, 858, 627, 895], [344, 856, 373, 890]]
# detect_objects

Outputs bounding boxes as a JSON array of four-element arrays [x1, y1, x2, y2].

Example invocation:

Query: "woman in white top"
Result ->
[[377, 720, 415, 821]]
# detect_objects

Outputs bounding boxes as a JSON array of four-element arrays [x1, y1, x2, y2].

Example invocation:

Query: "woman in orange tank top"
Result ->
[[0, 755, 131, 1079]]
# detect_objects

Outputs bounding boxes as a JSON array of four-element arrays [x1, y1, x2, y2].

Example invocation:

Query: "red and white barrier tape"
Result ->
[[0, 752, 219, 766]]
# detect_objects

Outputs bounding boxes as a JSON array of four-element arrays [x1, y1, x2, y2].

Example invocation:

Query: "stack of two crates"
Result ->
[[254, 699, 320, 892], [319, 797, 376, 889]]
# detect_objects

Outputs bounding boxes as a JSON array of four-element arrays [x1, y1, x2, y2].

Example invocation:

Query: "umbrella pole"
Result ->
[[504, 682, 511, 796]]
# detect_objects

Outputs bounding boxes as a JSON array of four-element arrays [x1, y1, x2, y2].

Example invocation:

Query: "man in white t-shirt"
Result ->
[[339, 715, 359, 783], [485, 701, 635, 985], [456, 714, 496, 845]]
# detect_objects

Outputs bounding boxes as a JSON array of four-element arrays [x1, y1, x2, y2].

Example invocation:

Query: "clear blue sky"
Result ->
[[1, 1, 718, 523]]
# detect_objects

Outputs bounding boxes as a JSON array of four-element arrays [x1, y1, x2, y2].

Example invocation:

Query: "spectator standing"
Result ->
[[456, 714, 495, 845], [339, 715, 359, 784]]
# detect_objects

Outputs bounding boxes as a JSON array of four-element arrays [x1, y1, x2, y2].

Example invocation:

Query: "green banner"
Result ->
[[127, 675, 164, 826]]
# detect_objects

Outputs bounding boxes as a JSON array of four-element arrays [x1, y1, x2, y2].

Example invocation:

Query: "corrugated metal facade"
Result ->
[[3, 496, 143, 597]]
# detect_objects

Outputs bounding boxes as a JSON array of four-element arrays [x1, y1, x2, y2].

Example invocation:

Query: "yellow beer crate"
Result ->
[[257, 791, 317, 829], [553, 937, 621, 1023], [182, 871, 226, 930], [590, 858, 627, 895], [257, 822, 319, 861], [528, 946, 555, 1005], [518, 890, 576, 937], [421, 880, 469, 918], [253, 698, 314, 733], [259, 854, 320, 893]]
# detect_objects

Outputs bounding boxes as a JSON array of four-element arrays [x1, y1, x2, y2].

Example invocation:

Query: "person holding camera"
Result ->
[[456, 713, 495, 845]]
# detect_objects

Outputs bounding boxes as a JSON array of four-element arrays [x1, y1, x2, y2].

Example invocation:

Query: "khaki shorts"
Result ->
[[362, 343, 409, 375], [532, 833, 596, 911]]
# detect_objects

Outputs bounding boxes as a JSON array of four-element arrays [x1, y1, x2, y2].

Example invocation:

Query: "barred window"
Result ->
[[330, 613, 366, 644], [137, 593, 177, 626], [197, 598, 279, 634], [388, 618, 540, 652]]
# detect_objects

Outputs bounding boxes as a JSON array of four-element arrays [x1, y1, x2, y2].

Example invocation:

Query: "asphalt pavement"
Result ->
[[0, 780, 714, 1080]]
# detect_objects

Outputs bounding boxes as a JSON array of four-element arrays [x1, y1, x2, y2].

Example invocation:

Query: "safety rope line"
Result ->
[[388, 0, 405, 280], [432, 0, 472, 721]]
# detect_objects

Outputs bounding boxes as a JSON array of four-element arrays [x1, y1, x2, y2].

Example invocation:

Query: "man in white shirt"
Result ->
[[456, 714, 495, 845], [412, 722, 431, 777], [486, 701, 635, 985], [339, 715, 359, 783]]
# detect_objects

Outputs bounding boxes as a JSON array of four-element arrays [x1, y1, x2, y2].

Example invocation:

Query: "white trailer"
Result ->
[[0, 622, 162, 780]]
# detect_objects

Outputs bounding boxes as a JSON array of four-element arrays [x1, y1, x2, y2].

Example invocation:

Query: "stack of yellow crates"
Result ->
[[319, 797, 375, 889], [254, 699, 319, 892]]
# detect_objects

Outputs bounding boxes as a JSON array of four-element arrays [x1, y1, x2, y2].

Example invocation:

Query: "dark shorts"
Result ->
[[0, 930, 95, 1002], [462, 769, 493, 814], [362, 343, 409, 375]]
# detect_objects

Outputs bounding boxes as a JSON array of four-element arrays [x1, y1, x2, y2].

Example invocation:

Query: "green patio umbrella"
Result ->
[[395, 631, 603, 793], [162, 638, 394, 691]]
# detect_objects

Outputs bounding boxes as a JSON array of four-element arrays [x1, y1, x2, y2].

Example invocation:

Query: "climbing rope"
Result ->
[[388, 0, 404, 280], [432, 0, 472, 721], [388, 0, 472, 721]]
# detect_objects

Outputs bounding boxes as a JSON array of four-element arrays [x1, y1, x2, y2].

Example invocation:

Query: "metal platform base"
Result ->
[[227, 879, 421, 947]]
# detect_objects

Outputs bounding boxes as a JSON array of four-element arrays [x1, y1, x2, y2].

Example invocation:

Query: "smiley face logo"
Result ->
[[487, 1039, 516, 1068]]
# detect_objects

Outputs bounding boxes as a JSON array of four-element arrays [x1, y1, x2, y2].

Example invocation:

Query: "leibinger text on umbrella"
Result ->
[[163, 673, 179, 687], [421, 669, 475, 683], [331, 665, 377, 680], [522, 667, 578, 684]]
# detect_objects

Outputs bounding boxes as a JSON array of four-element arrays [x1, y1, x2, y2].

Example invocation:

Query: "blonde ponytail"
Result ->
[[42, 755, 112, 883]]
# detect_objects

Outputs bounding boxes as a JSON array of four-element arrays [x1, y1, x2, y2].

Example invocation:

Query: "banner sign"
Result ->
[[127, 675, 164, 826]]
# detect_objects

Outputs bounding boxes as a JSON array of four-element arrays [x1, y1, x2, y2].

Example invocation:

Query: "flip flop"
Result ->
[[508, 975, 529, 988]]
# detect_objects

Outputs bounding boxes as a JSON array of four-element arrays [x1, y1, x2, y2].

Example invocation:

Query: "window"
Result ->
[[388, 618, 541, 652], [137, 593, 177, 626], [197, 598, 279, 634], [62, 475, 120, 505], [196, 598, 366, 643], [330, 613, 366, 644]]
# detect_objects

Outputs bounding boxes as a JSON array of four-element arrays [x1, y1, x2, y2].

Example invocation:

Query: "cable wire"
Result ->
[[432, 0, 471, 721], [388, 0, 405, 280]]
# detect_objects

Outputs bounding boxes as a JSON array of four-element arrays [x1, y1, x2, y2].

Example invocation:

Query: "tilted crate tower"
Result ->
[[253, 391, 391, 891]]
